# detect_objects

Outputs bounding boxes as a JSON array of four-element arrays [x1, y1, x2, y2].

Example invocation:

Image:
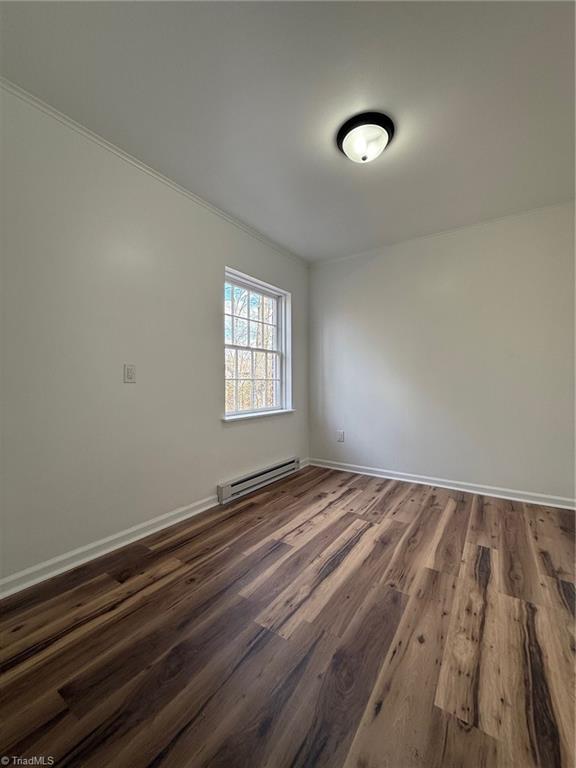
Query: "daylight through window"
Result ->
[[224, 269, 291, 417]]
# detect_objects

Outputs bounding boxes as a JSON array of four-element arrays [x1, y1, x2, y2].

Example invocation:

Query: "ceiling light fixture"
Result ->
[[336, 111, 395, 164]]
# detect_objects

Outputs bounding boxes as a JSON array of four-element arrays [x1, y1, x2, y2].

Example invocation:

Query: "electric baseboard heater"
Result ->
[[217, 457, 300, 504]]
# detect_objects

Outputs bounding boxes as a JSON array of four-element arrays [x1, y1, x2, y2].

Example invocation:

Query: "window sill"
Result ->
[[222, 409, 295, 422]]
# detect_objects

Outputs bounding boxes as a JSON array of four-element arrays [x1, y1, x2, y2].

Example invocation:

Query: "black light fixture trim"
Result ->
[[336, 111, 395, 157]]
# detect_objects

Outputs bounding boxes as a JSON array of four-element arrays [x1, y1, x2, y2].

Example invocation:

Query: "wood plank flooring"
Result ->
[[0, 467, 574, 767]]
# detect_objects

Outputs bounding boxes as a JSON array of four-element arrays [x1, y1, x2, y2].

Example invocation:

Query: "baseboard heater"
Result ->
[[217, 457, 300, 504]]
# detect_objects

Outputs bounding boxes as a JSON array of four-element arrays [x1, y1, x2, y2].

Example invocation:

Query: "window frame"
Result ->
[[223, 267, 293, 420]]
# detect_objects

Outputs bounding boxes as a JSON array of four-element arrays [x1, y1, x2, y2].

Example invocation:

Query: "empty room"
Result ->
[[0, 2, 574, 767]]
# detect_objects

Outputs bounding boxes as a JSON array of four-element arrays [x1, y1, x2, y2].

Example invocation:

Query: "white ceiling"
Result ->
[[1, 2, 573, 261]]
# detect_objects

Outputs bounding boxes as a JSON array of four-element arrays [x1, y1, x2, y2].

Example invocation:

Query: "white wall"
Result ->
[[310, 203, 575, 504], [2, 85, 574, 589], [1, 88, 309, 579]]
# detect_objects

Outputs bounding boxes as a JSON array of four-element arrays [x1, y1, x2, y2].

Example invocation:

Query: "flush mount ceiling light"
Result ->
[[336, 111, 395, 164]]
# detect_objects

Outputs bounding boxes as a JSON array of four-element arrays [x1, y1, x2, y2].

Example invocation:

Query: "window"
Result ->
[[224, 268, 292, 418]]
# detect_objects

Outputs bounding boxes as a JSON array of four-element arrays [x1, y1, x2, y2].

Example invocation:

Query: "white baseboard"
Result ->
[[4, 457, 570, 599], [0, 460, 313, 599], [0, 494, 218, 599], [309, 458, 576, 510]]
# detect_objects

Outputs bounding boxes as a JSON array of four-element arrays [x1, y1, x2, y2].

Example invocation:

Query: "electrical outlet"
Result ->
[[336, 429, 345, 442], [123, 364, 136, 383]]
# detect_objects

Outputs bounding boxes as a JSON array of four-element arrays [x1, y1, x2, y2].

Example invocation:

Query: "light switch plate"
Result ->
[[336, 429, 345, 442], [123, 364, 136, 383]]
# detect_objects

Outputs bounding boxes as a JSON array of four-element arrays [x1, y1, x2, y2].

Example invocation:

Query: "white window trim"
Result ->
[[223, 267, 293, 421]]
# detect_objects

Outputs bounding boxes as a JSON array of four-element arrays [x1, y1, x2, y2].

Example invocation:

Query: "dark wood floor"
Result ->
[[1, 467, 574, 767]]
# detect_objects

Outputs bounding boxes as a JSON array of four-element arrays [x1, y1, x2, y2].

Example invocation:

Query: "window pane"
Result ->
[[225, 381, 236, 413], [249, 321, 264, 349], [238, 349, 251, 379], [225, 273, 287, 416], [233, 317, 248, 346], [254, 351, 266, 379], [249, 291, 263, 321], [238, 380, 253, 411], [267, 352, 278, 379], [233, 286, 248, 317], [225, 316, 233, 344], [263, 324, 276, 350], [263, 296, 276, 325], [265, 380, 278, 409], [254, 380, 266, 409], [225, 348, 236, 379]]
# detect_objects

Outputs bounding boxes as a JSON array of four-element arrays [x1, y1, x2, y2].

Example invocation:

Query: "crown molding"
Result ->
[[312, 199, 575, 267], [1, 77, 308, 267]]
